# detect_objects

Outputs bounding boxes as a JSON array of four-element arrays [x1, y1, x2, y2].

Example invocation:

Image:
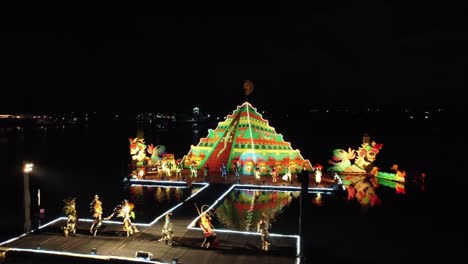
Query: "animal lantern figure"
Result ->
[[90, 194, 103, 236], [327, 148, 356, 172], [62, 197, 77, 237], [147, 144, 166, 166], [129, 137, 148, 166], [196, 204, 217, 249], [106, 200, 139, 237], [327, 141, 383, 173], [353, 141, 383, 172]]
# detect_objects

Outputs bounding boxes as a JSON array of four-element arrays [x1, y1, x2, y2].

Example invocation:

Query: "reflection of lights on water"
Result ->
[[312, 192, 323, 206]]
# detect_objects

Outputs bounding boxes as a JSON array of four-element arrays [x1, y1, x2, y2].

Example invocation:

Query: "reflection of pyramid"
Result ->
[[183, 102, 311, 176]]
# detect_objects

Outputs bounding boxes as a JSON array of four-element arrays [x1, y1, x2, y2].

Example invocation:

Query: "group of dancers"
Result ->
[[62, 197, 272, 252], [62, 194, 139, 237]]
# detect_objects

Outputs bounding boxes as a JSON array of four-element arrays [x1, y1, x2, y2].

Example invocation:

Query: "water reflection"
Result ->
[[341, 174, 406, 207], [215, 189, 300, 232], [128, 185, 192, 223]]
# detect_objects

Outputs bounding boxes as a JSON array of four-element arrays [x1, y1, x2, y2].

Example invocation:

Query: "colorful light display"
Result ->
[[326, 139, 405, 183], [183, 102, 312, 176]]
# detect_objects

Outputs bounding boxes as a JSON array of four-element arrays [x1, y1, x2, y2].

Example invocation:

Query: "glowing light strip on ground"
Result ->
[[0, 233, 28, 247], [146, 182, 210, 226], [0, 217, 66, 246], [184, 182, 209, 201], [129, 179, 186, 185], [235, 183, 335, 193], [3, 248, 164, 263], [235, 187, 333, 195], [130, 184, 188, 189], [245, 103, 257, 163]]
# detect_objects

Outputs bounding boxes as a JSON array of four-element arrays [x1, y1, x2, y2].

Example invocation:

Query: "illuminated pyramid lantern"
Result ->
[[183, 102, 312, 176]]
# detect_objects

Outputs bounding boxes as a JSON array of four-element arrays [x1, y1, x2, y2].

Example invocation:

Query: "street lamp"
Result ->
[[23, 162, 33, 233]]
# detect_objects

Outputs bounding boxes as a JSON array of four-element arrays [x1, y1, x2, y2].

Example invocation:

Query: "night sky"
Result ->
[[1, 4, 466, 113]]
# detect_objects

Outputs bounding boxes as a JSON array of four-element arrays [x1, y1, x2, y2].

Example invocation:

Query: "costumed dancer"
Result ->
[[234, 161, 241, 183], [257, 213, 271, 251], [190, 162, 198, 178], [282, 166, 292, 183], [165, 161, 173, 177], [158, 212, 174, 245], [196, 204, 217, 249], [105, 199, 139, 237], [314, 166, 322, 187], [255, 167, 261, 181], [62, 197, 77, 237], [157, 163, 164, 178], [175, 160, 183, 178], [270, 168, 278, 183], [203, 164, 209, 182], [90, 194, 103, 236], [220, 163, 227, 181]]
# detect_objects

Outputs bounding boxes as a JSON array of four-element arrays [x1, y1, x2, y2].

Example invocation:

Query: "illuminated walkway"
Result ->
[[0, 181, 310, 264]]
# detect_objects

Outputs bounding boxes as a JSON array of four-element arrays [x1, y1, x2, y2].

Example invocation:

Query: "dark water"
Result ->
[[0, 108, 465, 262], [128, 184, 202, 223]]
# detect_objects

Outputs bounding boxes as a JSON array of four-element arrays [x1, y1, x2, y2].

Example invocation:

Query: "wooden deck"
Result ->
[[1, 171, 338, 264]]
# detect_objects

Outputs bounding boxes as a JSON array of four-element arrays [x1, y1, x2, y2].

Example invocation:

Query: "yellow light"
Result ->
[[23, 163, 34, 173]]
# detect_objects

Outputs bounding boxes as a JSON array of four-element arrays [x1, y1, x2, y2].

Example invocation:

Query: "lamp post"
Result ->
[[23, 163, 33, 233], [298, 167, 309, 263]]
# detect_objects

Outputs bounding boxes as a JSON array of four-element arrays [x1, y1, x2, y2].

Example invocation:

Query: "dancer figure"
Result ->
[[158, 212, 174, 245], [90, 194, 103, 236], [315, 166, 322, 187], [220, 163, 227, 181], [106, 199, 139, 237], [157, 163, 164, 178], [175, 161, 183, 178], [62, 197, 77, 237], [255, 167, 261, 181], [203, 165, 209, 182], [190, 162, 198, 178], [282, 166, 292, 183], [234, 161, 241, 183], [196, 204, 217, 249], [270, 168, 278, 183], [165, 161, 173, 177], [257, 214, 271, 251]]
